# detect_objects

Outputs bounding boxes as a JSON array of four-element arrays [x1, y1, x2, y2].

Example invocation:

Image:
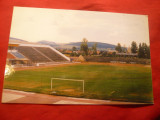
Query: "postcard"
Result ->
[[1, 6, 153, 104]]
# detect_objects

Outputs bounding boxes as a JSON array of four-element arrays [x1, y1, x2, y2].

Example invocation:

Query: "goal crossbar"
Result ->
[[51, 78, 85, 93]]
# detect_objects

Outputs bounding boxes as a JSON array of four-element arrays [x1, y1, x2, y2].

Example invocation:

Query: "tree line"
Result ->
[[73, 38, 150, 59], [115, 41, 150, 59]]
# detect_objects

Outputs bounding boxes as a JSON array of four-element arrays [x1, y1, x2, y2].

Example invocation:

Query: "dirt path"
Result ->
[[2, 89, 147, 105]]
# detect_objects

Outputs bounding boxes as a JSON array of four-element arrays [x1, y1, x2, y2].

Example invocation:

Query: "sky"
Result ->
[[10, 6, 150, 47]]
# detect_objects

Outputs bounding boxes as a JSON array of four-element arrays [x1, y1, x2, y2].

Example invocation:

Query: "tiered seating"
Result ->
[[17, 46, 50, 63], [10, 51, 25, 59], [35, 47, 67, 62]]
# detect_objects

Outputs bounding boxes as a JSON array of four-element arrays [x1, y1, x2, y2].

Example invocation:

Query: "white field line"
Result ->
[[54, 100, 92, 104], [64, 96, 111, 102]]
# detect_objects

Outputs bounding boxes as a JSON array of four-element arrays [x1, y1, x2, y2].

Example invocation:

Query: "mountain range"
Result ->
[[9, 38, 116, 50], [37, 40, 116, 50]]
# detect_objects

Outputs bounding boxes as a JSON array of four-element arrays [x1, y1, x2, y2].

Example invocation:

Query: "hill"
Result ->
[[67, 42, 116, 50], [37, 40, 57, 47], [37, 41, 116, 50], [9, 38, 116, 50]]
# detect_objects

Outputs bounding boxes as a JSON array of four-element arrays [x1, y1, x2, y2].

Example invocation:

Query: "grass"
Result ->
[[4, 63, 153, 103]]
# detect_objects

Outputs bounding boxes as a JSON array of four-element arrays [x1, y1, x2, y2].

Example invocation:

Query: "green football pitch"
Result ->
[[4, 63, 153, 103]]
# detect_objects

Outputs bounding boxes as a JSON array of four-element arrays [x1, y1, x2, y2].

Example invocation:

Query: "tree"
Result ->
[[142, 43, 150, 59], [138, 43, 143, 58], [112, 52, 116, 57], [92, 43, 97, 55], [80, 38, 89, 56], [102, 51, 107, 57], [146, 45, 150, 59], [138, 43, 150, 59], [122, 45, 127, 53], [131, 41, 138, 53], [115, 43, 122, 53], [72, 46, 77, 51]]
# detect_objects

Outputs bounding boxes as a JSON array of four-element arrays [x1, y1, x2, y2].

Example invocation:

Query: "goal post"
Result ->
[[51, 78, 85, 93]]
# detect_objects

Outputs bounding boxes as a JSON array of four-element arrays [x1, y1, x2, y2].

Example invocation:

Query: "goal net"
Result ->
[[51, 78, 85, 94]]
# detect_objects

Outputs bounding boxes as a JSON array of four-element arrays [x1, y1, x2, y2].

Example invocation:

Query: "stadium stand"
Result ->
[[17, 46, 51, 63], [17, 46, 69, 63], [10, 51, 26, 59], [8, 38, 70, 66], [35, 47, 67, 61]]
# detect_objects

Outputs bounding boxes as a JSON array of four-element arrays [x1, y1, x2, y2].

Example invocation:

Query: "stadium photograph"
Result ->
[[2, 6, 153, 105]]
